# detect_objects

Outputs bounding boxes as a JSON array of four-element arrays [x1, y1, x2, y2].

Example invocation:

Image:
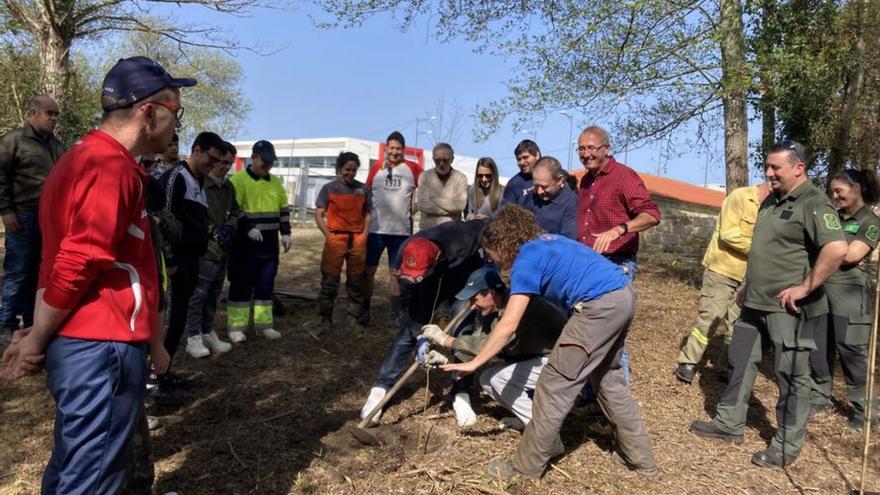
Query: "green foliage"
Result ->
[[107, 29, 252, 144]]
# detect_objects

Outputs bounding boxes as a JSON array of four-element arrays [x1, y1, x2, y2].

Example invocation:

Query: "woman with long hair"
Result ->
[[442, 204, 656, 480], [809, 168, 880, 431], [466, 157, 504, 219]]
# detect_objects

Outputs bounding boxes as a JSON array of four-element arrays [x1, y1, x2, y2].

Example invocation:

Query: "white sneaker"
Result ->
[[261, 328, 281, 340], [186, 335, 210, 358], [360, 386, 387, 424], [147, 415, 160, 430], [202, 331, 232, 353], [228, 330, 247, 343], [453, 392, 477, 427]]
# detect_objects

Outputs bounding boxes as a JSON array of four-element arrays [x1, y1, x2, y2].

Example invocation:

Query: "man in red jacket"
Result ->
[[0, 56, 195, 495]]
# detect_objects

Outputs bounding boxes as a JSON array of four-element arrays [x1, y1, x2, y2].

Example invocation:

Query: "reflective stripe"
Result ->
[[691, 327, 709, 346], [246, 212, 280, 220], [228, 305, 250, 329], [254, 223, 280, 230], [127, 224, 145, 240], [112, 262, 143, 332], [253, 300, 273, 326]]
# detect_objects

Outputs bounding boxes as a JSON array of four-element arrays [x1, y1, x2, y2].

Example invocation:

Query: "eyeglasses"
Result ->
[[777, 139, 806, 164], [151, 101, 185, 121], [434, 158, 452, 164], [577, 144, 608, 153]]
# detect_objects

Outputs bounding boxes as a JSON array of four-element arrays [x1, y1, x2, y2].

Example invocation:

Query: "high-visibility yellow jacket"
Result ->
[[230, 167, 290, 258]]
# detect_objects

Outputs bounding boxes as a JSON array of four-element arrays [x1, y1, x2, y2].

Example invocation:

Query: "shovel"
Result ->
[[352, 305, 472, 446]]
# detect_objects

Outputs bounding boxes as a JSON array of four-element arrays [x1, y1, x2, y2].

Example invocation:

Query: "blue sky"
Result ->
[[144, 2, 764, 186]]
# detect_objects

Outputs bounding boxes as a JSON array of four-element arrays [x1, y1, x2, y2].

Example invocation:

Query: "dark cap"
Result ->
[[398, 238, 441, 284], [455, 267, 505, 300], [101, 56, 196, 112], [252, 140, 277, 164]]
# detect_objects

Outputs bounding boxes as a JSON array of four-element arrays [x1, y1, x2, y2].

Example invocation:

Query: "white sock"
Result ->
[[453, 392, 477, 427]]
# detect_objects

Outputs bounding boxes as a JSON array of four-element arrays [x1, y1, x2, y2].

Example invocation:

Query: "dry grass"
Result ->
[[0, 228, 878, 494]]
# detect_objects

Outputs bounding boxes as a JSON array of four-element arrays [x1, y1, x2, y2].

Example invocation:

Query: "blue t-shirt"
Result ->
[[510, 235, 629, 310], [517, 186, 578, 239], [502, 172, 533, 203]]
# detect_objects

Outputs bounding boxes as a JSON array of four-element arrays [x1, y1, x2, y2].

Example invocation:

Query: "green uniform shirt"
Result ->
[[452, 297, 567, 361], [826, 205, 880, 287], [744, 180, 845, 317]]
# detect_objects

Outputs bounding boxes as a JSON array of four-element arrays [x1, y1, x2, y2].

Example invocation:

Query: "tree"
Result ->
[[0, 0, 272, 116], [313, 0, 753, 191], [109, 29, 252, 144]]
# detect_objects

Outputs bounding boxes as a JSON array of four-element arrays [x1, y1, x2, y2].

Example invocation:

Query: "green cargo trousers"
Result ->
[[677, 268, 742, 366], [512, 285, 656, 477], [809, 283, 876, 422], [712, 308, 820, 461]]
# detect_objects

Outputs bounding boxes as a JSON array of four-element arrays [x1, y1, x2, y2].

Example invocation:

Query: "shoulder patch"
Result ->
[[539, 234, 558, 241], [866, 225, 879, 242], [823, 213, 841, 230]]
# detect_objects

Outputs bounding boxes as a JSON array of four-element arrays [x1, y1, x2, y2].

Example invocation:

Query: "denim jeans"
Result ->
[[185, 257, 228, 337], [606, 254, 636, 384], [1, 212, 40, 331]]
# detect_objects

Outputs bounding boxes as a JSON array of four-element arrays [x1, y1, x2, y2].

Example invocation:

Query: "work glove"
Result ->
[[424, 350, 448, 367], [420, 324, 447, 347], [247, 227, 263, 242], [416, 336, 430, 365], [216, 225, 233, 249], [281, 234, 292, 253]]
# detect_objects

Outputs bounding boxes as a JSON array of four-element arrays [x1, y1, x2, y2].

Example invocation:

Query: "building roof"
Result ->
[[571, 168, 725, 209]]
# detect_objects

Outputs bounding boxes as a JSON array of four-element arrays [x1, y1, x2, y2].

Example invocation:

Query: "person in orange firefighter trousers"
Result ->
[[225, 140, 292, 342]]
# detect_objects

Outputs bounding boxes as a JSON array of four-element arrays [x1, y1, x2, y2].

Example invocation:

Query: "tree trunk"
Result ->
[[36, 25, 71, 110], [827, 0, 867, 176], [719, 0, 750, 193]]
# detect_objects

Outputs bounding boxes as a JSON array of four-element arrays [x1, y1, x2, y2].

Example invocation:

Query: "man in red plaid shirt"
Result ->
[[577, 125, 661, 383]]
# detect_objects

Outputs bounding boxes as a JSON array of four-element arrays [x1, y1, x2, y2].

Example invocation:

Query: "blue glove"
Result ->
[[416, 336, 430, 365], [216, 225, 233, 248]]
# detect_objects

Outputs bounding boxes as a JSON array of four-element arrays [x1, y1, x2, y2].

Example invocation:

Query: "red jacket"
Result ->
[[38, 130, 159, 343]]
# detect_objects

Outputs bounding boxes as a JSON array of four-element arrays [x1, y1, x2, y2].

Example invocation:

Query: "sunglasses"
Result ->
[[477, 173, 493, 179], [778, 139, 806, 164]]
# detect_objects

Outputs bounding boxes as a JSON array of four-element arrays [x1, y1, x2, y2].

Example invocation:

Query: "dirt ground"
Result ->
[[0, 228, 878, 494]]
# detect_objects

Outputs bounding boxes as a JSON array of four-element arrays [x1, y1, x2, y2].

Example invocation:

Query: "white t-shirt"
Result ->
[[365, 160, 423, 236]]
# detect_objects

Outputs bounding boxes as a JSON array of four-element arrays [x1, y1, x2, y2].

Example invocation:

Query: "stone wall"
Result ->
[[639, 196, 719, 270]]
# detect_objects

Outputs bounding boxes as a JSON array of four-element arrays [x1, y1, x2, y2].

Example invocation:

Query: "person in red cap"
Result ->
[[359, 218, 488, 423], [0, 56, 195, 494]]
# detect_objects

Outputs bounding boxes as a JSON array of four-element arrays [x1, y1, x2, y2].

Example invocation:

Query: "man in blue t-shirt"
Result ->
[[502, 140, 540, 203], [516, 156, 577, 239], [443, 205, 656, 481]]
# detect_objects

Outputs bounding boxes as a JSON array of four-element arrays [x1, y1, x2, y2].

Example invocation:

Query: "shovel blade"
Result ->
[[351, 427, 380, 446]]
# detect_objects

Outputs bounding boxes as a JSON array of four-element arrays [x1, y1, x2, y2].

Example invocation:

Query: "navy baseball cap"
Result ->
[[252, 140, 277, 164], [456, 267, 506, 300], [101, 56, 197, 112]]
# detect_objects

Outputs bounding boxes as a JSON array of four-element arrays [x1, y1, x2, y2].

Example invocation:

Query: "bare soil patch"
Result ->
[[0, 228, 877, 494]]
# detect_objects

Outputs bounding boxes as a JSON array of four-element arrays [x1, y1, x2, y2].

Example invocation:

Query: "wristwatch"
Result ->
[[618, 223, 629, 235]]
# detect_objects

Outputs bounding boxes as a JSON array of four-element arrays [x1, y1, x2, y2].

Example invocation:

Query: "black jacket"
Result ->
[[159, 162, 209, 266]]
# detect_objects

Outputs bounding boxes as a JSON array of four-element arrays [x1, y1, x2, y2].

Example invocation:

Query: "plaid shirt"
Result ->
[[577, 157, 661, 256]]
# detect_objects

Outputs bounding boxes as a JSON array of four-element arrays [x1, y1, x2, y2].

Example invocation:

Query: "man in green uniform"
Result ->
[[689, 140, 848, 468]]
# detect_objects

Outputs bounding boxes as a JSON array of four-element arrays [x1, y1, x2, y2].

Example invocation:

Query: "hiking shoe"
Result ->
[[485, 458, 526, 482], [151, 383, 186, 407], [185, 335, 210, 359], [808, 403, 833, 419], [159, 372, 194, 390], [202, 331, 232, 353], [147, 415, 160, 430], [261, 328, 281, 340], [611, 451, 657, 477], [689, 420, 744, 444], [356, 309, 370, 327], [499, 416, 525, 432], [751, 447, 792, 469], [676, 364, 696, 384], [228, 329, 247, 343], [360, 386, 387, 424], [588, 416, 613, 436], [846, 415, 879, 432]]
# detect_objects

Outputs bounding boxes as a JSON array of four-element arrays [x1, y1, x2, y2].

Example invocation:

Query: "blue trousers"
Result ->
[[42, 337, 148, 495], [0, 212, 40, 330]]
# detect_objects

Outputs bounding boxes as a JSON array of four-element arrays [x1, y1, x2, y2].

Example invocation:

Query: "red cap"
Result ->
[[399, 238, 441, 283]]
